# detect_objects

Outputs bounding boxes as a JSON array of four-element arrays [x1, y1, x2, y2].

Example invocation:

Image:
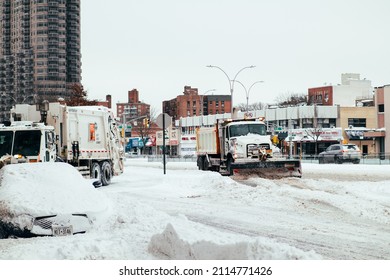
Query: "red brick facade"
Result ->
[[308, 86, 333, 105], [163, 86, 231, 122]]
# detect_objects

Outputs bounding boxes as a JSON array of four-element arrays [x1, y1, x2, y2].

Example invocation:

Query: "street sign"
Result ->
[[156, 113, 172, 129]]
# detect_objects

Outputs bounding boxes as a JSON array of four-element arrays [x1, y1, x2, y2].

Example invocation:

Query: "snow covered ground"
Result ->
[[0, 159, 389, 260]]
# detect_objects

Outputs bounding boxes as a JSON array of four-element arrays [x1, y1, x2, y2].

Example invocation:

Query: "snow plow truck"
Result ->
[[0, 103, 123, 186], [196, 117, 302, 178]]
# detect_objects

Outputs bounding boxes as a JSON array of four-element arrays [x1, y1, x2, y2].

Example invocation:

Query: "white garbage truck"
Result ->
[[0, 103, 123, 186]]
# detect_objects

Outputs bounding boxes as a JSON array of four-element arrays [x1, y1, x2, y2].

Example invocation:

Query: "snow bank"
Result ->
[[148, 223, 321, 260], [0, 162, 109, 216]]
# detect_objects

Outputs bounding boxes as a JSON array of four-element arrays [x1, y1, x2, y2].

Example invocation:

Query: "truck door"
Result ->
[[45, 131, 57, 162]]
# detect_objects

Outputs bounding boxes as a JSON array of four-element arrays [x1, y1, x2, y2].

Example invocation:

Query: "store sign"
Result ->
[[290, 128, 343, 142], [156, 127, 179, 146], [345, 129, 369, 140], [169, 128, 178, 146]]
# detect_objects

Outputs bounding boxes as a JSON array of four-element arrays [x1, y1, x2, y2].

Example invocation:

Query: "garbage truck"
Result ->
[[196, 117, 302, 178], [0, 103, 123, 185]]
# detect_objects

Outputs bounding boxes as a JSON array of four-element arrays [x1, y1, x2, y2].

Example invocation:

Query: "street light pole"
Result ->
[[234, 80, 264, 114], [206, 65, 255, 115]]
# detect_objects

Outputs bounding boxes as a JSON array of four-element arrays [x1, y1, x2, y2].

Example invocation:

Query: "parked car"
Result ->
[[318, 144, 361, 164], [0, 162, 109, 239]]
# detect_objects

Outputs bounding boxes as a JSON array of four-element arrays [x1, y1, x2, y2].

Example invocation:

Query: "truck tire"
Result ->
[[100, 161, 112, 186], [91, 162, 101, 181], [197, 156, 204, 170], [226, 157, 233, 176], [203, 156, 209, 171]]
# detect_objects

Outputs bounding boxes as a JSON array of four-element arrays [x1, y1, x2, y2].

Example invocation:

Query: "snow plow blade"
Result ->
[[230, 159, 302, 179]]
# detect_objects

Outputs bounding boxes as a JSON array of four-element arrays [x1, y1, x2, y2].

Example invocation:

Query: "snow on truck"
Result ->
[[196, 117, 302, 178], [0, 103, 123, 185]]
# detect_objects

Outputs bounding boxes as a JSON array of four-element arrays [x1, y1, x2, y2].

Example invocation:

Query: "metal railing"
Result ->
[[125, 153, 390, 165], [299, 153, 390, 165], [147, 155, 197, 163]]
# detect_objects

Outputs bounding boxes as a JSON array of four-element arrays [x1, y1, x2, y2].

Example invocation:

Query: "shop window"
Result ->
[[348, 118, 366, 127]]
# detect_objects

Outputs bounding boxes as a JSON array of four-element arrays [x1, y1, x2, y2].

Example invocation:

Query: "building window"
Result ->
[[378, 104, 384, 113], [187, 101, 190, 108], [348, 118, 366, 127], [324, 93, 329, 102]]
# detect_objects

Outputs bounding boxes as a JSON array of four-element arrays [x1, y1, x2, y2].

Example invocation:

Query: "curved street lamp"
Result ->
[[234, 80, 264, 114], [206, 65, 255, 115]]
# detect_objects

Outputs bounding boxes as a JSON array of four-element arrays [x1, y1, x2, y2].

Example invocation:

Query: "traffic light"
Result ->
[[143, 118, 150, 128], [118, 125, 124, 138]]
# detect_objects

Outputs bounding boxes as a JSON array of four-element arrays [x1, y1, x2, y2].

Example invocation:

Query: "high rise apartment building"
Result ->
[[0, 0, 81, 121]]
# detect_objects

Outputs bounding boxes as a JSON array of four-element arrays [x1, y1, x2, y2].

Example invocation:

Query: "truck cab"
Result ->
[[220, 119, 273, 161], [0, 122, 56, 165]]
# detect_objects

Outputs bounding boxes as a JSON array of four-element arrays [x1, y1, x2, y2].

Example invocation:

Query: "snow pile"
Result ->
[[0, 162, 109, 216], [148, 223, 321, 260]]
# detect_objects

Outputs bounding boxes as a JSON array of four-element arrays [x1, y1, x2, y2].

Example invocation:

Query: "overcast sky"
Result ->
[[80, 0, 390, 113]]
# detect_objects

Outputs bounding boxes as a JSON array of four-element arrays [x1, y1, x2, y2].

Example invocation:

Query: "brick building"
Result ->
[[374, 85, 390, 155], [96, 94, 112, 108], [117, 89, 150, 123], [163, 85, 231, 122], [308, 73, 373, 107]]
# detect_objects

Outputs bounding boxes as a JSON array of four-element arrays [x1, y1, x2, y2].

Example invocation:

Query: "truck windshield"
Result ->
[[13, 130, 42, 156], [0, 131, 13, 156], [229, 123, 266, 137]]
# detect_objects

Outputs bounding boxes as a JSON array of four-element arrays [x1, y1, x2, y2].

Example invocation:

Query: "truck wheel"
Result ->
[[202, 157, 209, 171], [100, 161, 112, 186], [91, 162, 101, 181], [226, 157, 233, 176], [197, 156, 204, 170]]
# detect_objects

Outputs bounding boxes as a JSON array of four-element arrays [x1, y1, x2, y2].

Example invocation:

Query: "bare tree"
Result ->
[[249, 101, 267, 110], [133, 113, 157, 154], [236, 102, 267, 112], [274, 92, 307, 107], [149, 106, 158, 122], [303, 105, 322, 155]]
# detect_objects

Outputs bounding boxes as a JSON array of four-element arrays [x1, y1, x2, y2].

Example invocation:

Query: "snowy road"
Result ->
[[1, 159, 389, 260], [112, 160, 390, 260]]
